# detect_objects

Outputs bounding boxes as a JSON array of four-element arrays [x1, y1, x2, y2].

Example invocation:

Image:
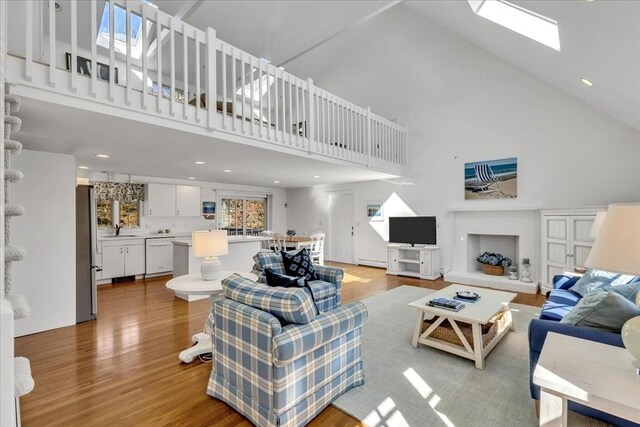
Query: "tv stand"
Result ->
[[386, 244, 440, 280]]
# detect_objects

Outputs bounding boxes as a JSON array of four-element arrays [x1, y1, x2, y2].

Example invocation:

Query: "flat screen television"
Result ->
[[389, 216, 436, 246]]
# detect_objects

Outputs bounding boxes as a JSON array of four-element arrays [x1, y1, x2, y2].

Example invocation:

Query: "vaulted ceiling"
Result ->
[[151, 0, 639, 131]]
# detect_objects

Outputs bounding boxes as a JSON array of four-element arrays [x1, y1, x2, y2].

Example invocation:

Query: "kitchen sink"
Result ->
[[104, 234, 138, 238]]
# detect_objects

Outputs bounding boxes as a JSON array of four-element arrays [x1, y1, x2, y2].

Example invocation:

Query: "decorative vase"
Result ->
[[508, 266, 518, 280], [520, 260, 532, 283], [622, 316, 640, 375]]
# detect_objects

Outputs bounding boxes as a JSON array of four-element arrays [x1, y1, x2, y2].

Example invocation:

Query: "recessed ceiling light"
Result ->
[[188, 177, 196, 180], [223, 169, 232, 173], [78, 166, 89, 170], [95, 154, 109, 158], [273, 180, 280, 184], [194, 161, 205, 165], [581, 78, 593, 87], [313, 175, 320, 178]]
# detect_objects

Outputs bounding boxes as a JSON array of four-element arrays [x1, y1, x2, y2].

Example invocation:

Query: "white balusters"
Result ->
[[90, 0, 97, 97], [24, 0, 33, 82], [206, 27, 216, 129], [47, 0, 55, 87], [70, 0, 77, 92]]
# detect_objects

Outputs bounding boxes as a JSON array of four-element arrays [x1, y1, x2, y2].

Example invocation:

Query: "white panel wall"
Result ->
[[12, 150, 76, 336], [286, 6, 640, 271]]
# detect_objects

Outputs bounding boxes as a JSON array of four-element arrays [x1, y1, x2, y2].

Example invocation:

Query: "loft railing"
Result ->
[[5, 0, 407, 174]]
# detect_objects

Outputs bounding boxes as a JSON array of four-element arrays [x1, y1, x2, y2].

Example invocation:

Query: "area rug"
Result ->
[[332, 285, 608, 427]]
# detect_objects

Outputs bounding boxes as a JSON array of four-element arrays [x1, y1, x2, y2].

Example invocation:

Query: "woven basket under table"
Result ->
[[421, 311, 508, 350]]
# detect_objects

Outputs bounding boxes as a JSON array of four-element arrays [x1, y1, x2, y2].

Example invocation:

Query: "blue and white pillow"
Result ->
[[570, 269, 636, 297], [281, 248, 319, 281]]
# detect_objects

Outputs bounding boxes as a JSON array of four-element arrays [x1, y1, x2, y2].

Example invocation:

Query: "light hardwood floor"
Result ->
[[15, 264, 545, 426]]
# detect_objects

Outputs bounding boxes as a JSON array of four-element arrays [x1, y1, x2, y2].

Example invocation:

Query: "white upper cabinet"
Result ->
[[146, 183, 201, 217], [176, 185, 201, 217], [146, 183, 176, 217]]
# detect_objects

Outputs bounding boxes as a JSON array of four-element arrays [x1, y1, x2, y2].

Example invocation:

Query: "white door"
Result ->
[[327, 192, 354, 263], [101, 246, 125, 279], [176, 185, 201, 217]]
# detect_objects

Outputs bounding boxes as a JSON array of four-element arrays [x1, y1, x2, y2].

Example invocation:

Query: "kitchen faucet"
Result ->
[[115, 224, 121, 236]]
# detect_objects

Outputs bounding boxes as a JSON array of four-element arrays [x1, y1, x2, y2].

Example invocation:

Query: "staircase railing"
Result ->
[[5, 0, 407, 174]]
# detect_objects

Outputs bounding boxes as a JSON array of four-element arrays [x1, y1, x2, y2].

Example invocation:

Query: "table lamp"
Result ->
[[585, 203, 640, 374], [192, 230, 229, 280], [588, 211, 607, 239]]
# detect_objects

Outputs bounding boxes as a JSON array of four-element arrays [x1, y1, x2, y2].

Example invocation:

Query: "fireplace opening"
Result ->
[[467, 234, 519, 276]]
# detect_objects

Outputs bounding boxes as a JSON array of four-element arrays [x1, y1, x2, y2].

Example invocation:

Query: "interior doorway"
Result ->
[[327, 191, 355, 263]]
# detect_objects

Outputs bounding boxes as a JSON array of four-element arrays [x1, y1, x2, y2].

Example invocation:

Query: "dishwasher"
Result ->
[[145, 237, 175, 276]]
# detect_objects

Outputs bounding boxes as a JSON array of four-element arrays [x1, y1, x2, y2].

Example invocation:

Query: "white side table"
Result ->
[[533, 332, 640, 426], [166, 271, 258, 363]]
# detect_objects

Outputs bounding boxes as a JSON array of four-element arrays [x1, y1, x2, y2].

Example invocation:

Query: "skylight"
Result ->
[[97, 3, 145, 59], [236, 69, 275, 103], [467, 0, 560, 51]]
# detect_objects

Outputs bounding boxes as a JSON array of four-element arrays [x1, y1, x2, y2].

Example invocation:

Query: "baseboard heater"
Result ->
[[357, 259, 387, 268]]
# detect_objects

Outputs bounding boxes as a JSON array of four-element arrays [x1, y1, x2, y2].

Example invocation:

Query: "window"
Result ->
[[119, 201, 139, 227], [93, 182, 144, 229], [467, 0, 560, 51], [97, 199, 114, 227], [97, 2, 152, 59], [219, 196, 267, 236]]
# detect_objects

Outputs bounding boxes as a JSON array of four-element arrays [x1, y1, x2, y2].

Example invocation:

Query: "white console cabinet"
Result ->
[[386, 245, 441, 280]]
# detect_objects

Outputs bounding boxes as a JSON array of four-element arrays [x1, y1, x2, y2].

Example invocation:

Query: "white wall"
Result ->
[[286, 6, 640, 270], [88, 172, 287, 235], [12, 150, 76, 336]]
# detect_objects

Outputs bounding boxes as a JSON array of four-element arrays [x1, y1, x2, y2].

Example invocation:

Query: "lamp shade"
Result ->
[[192, 230, 229, 257], [589, 211, 607, 238], [585, 203, 640, 276]]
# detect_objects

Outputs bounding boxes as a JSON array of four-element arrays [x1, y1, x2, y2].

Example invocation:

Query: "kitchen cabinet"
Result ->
[[99, 239, 146, 280], [146, 183, 200, 217], [146, 183, 176, 217], [176, 185, 201, 217]]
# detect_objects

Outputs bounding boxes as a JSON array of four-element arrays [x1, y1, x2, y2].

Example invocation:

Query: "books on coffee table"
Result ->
[[427, 297, 465, 312]]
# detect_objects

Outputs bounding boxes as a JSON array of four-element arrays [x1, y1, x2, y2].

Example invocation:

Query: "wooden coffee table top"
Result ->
[[409, 284, 516, 324]]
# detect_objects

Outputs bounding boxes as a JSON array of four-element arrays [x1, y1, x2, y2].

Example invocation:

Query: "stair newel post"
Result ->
[[206, 27, 217, 130]]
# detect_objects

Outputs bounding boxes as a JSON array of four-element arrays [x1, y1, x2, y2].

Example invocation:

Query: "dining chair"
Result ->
[[259, 230, 275, 251], [271, 233, 288, 252], [309, 232, 325, 265]]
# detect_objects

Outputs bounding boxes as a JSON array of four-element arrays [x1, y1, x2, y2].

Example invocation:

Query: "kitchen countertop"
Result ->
[[172, 236, 268, 246], [97, 232, 192, 241]]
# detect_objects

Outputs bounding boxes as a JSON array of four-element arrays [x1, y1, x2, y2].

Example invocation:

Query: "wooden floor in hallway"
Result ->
[[15, 263, 545, 426]]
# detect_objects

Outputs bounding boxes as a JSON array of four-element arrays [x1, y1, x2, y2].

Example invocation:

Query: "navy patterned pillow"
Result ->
[[281, 248, 319, 281], [264, 268, 305, 288]]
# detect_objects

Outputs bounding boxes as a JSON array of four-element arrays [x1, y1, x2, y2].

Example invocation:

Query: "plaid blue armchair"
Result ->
[[251, 251, 344, 312], [207, 274, 367, 427]]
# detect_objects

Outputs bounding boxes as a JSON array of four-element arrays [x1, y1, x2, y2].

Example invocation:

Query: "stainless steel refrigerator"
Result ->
[[76, 185, 99, 322]]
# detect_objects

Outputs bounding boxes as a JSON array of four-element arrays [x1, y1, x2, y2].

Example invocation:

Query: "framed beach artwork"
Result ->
[[464, 157, 517, 200], [366, 202, 383, 220]]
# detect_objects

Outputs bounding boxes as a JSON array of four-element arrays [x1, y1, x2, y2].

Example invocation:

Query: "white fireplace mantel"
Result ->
[[444, 209, 539, 294]]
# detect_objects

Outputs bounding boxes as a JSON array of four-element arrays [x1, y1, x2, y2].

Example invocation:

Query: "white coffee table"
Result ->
[[409, 284, 516, 369], [166, 271, 258, 363], [533, 332, 640, 426]]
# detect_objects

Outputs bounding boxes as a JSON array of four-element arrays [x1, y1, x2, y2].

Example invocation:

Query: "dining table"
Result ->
[[283, 236, 313, 250]]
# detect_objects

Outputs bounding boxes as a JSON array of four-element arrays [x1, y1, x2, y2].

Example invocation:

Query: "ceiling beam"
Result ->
[[276, 0, 403, 68], [146, 0, 205, 58]]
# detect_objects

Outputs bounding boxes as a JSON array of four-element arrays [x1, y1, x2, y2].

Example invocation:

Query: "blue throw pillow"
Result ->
[[281, 248, 319, 281], [569, 269, 635, 297], [560, 291, 640, 332], [602, 281, 640, 302], [264, 268, 305, 288]]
